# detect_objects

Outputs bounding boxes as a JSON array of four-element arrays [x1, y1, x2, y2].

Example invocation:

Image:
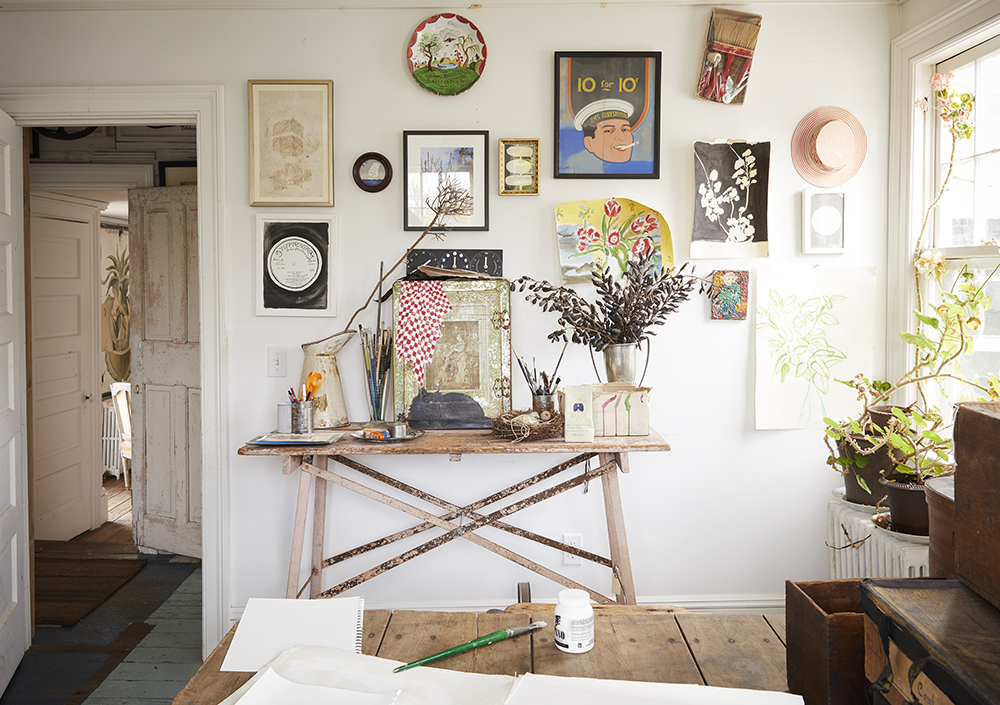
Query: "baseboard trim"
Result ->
[[228, 593, 784, 624]]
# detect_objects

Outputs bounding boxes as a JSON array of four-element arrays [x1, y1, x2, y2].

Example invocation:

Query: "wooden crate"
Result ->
[[786, 579, 867, 705], [954, 402, 1000, 610]]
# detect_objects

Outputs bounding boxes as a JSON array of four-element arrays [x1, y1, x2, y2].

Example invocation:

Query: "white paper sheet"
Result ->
[[236, 668, 400, 705], [755, 265, 876, 429], [504, 673, 805, 705], [219, 646, 516, 705], [220, 596, 364, 672]]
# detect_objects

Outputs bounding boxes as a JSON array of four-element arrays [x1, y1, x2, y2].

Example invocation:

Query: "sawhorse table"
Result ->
[[238, 426, 670, 604]]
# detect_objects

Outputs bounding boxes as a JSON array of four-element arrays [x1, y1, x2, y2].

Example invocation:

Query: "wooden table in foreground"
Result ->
[[173, 607, 789, 705], [238, 427, 672, 605]]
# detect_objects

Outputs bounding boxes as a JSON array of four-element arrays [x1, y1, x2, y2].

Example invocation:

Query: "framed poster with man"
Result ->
[[554, 51, 661, 179]]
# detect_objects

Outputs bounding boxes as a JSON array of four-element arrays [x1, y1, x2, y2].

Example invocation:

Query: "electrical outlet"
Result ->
[[268, 346, 287, 378], [563, 533, 582, 565]]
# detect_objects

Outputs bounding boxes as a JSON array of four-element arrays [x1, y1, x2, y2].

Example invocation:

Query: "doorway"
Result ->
[[0, 85, 228, 655]]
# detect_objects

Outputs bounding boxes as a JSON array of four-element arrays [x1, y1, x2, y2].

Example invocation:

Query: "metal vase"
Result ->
[[603, 343, 637, 384]]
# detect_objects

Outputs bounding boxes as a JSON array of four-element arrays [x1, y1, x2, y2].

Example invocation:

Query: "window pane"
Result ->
[[979, 52, 1000, 154], [938, 159, 975, 246], [979, 152, 1000, 243]]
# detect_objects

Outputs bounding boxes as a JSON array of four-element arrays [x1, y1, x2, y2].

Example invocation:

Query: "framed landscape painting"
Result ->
[[248, 80, 334, 207]]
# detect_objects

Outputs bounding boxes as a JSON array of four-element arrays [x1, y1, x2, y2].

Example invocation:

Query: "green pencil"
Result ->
[[392, 621, 546, 673]]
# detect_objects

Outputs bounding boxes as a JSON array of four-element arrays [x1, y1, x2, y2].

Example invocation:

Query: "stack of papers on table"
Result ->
[[220, 596, 364, 672], [223, 645, 805, 705]]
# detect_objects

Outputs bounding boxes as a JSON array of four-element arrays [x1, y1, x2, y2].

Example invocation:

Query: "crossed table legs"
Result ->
[[282, 451, 636, 605]]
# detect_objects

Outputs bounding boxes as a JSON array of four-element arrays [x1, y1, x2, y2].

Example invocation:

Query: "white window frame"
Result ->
[[886, 0, 1000, 395]]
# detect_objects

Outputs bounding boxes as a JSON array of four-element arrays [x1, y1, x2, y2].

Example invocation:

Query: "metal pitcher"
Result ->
[[300, 330, 355, 428]]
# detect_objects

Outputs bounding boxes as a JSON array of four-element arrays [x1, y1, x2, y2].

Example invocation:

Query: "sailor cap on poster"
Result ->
[[256, 214, 337, 316], [554, 52, 661, 178]]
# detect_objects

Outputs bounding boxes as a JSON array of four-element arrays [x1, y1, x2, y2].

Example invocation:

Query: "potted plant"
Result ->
[[824, 73, 999, 531], [516, 249, 707, 384]]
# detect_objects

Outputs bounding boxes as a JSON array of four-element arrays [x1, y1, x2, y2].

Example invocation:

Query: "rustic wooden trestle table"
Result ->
[[238, 426, 673, 605]]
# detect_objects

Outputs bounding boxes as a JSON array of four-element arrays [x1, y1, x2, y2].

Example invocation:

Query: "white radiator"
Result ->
[[102, 400, 124, 479], [827, 496, 929, 579]]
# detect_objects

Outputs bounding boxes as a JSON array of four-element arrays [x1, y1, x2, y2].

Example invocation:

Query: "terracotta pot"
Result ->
[[879, 477, 929, 535], [837, 435, 900, 505]]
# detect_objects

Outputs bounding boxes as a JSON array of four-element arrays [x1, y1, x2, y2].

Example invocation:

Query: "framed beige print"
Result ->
[[248, 80, 334, 207], [498, 138, 539, 195]]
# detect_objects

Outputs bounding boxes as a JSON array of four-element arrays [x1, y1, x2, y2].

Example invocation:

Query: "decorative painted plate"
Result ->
[[407, 14, 487, 96]]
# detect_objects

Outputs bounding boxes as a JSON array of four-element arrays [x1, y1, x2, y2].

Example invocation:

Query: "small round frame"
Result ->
[[352, 152, 392, 193]]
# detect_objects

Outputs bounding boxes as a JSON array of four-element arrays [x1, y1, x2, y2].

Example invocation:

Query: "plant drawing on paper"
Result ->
[[698, 146, 757, 243], [757, 289, 848, 426], [554, 197, 673, 285], [755, 266, 876, 430], [691, 140, 770, 258]]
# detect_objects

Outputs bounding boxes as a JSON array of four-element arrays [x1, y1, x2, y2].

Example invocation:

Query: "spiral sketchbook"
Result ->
[[220, 596, 365, 672]]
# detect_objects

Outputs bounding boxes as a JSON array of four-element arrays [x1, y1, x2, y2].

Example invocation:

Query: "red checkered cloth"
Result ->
[[395, 281, 453, 386]]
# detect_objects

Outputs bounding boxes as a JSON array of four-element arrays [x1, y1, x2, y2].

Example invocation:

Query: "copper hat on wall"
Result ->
[[791, 106, 867, 187]]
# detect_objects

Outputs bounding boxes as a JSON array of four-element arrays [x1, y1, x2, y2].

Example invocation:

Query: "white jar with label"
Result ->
[[553, 588, 594, 654]]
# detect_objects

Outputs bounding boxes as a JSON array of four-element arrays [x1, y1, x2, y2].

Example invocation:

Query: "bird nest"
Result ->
[[492, 410, 564, 443]]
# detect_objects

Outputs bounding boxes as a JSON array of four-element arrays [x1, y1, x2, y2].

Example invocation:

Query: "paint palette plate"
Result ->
[[351, 430, 424, 443]]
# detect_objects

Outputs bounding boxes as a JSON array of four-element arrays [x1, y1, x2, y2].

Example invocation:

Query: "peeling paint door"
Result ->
[[129, 185, 201, 558], [0, 111, 30, 694], [29, 192, 102, 542]]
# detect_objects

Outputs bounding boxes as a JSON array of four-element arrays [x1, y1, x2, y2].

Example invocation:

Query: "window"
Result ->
[[926, 36, 1000, 401]]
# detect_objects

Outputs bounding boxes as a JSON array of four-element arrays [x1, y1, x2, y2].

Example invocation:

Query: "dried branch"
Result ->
[[516, 250, 708, 352], [305, 177, 473, 347]]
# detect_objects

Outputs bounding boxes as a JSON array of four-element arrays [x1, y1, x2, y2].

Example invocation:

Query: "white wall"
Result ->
[[0, 2, 896, 613]]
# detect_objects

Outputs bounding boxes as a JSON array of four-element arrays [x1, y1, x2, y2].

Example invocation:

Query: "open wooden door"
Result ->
[[28, 192, 103, 542], [0, 113, 30, 693], [129, 185, 201, 558]]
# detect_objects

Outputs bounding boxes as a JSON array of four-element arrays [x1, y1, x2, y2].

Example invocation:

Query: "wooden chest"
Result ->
[[860, 578, 1000, 705], [953, 402, 1000, 610], [785, 579, 867, 705]]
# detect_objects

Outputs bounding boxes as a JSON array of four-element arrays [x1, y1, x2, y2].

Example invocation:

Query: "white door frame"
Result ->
[[0, 85, 229, 656]]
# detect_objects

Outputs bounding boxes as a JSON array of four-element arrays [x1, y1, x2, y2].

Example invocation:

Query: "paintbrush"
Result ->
[[708, 19, 759, 102], [393, 621, 547, 673]]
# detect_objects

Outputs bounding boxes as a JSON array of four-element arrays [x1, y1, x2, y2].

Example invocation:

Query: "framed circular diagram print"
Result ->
[[256, 214, 338, 316], [352, 152, 392, 193], [406, 14, 487, 96]]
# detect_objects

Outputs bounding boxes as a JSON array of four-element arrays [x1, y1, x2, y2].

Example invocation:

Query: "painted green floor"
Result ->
[[81, 568, 202, 705], [0, 562, 201, 705]]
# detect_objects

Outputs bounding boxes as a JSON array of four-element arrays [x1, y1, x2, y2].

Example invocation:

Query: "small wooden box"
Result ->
[[925, 476, 955, 579], [953, 402, 1000, 610], [785, 579, 867, 705]]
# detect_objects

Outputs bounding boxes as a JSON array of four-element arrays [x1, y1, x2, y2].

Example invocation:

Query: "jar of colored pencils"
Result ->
[[290, 400, 314, 434]]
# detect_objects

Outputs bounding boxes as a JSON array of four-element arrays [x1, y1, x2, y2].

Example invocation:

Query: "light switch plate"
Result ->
[[268, 346, 287, 378]]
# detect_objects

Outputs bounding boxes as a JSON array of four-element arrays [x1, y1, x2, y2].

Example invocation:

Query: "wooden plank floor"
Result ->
[[82, 568, 202, 705], [0, 475, 203, 705], [76, 475, 135, 545]]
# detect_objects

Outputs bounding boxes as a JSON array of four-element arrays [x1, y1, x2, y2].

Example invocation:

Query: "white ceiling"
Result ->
[[0, 0, 897, 9]]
